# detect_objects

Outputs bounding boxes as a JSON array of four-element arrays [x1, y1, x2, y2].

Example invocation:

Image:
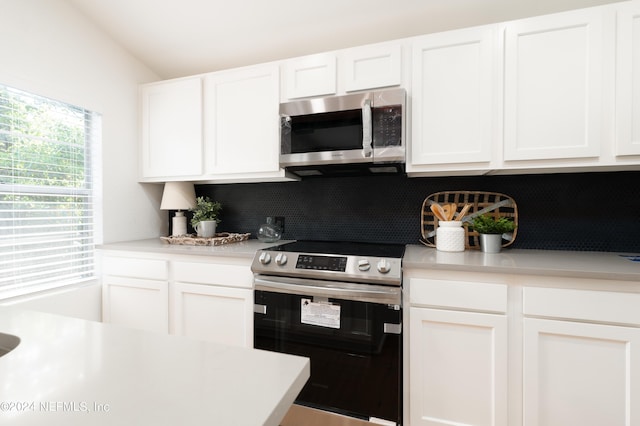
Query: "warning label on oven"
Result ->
[[301, 298, 340, 329]]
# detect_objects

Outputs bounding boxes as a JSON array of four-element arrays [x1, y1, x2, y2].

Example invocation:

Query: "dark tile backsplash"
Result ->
[[191, 170, 640, 253]]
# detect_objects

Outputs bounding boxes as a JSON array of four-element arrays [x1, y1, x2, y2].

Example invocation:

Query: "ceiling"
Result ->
[[65, 0, 622, 80]]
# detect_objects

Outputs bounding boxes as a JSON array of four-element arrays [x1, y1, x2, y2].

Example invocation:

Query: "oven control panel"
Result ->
[[252, 250, 402, 286], [296, 255, 347, 272]]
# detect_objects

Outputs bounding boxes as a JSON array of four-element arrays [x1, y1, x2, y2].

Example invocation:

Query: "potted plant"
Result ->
[[189, 196, 222, 238], [471, 214, 516, 253]]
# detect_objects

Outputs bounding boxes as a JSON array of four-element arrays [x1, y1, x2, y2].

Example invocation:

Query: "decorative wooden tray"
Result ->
[[160, 232, 251, 246], [420, 191, 518, 249]]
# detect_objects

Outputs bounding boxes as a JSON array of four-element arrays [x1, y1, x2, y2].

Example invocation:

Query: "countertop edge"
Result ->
[[403, 245, 640, 282], [96, 238, 293, 259]]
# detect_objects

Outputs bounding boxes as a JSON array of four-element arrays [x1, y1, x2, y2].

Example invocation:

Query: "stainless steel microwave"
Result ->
[[279, 88, 406, 177]]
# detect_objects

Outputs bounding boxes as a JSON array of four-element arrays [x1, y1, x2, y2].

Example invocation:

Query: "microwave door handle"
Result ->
[[362, 99, 372, 157]]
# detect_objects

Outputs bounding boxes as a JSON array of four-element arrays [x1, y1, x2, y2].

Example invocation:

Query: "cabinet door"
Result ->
[[410, 26, 497, 169], [523, 318, 640, 426], [140, 77, 203, 179], [504, 9, 603, 161], [615, 2, 640, 157], [204, 65, 280, 175], [343, 43, 402, 92], [171, 282, 253, 347], [284, 53, 337, 99], [102, 276, 168, 333], [409, 307, 508, 426]]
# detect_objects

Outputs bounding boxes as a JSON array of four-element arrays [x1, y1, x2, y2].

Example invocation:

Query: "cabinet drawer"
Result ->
[[409, 278, 508, 313], [523, 287, 640, 326], [173, 261, 253, 288], [102, 256, 167, 280]]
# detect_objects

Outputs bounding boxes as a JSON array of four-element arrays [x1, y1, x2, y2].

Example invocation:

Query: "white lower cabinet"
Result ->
[[100, 252, 254, 347], [522, 286, 640, 426], [409, 307, 508, 426], [408, 278, 509, 426], [171, 260, 253, 347], [171, 283, 252, 348], [102, 275, 169, 334], [406, 272, 640, 426], [101, 255, 169, 333], [523, 318, 640, 426]]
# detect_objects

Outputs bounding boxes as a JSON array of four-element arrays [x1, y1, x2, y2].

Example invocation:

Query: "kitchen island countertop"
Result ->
[[0, 309, 309, 426], [404, 245, 640, 282]]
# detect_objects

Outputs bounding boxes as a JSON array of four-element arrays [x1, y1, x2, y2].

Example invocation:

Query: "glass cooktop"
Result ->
[[267, 240, 406, 259]]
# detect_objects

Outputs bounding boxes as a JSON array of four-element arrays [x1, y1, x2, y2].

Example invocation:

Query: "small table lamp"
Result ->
[[160, 182, 196, 236]]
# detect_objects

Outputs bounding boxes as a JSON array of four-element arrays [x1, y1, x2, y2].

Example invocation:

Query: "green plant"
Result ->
[[189, 196, 222, 227], [471, 214, 515, 234]]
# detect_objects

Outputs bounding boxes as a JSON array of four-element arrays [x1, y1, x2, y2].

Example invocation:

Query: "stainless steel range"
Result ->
[[251, 240, 405, 426]]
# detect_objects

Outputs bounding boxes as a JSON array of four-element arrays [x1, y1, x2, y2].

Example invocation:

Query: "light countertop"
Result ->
[[404, 245, 640, 282], [0, 309, 309, 426], [97, 238, 292, 259], [98, 239, 640, 282]]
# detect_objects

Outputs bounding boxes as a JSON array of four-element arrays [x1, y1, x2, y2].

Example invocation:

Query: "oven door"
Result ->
[[254, 276, 402, 425]]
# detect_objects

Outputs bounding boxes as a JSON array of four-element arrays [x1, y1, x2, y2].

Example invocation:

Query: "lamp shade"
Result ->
[[160, 181, 196, 211]]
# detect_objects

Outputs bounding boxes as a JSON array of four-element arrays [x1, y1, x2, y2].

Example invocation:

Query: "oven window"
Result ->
[[254, 290, 401, 423], [286, 110, 363, 154]]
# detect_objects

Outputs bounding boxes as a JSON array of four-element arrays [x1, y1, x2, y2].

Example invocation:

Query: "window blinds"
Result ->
[[0, 85, 99, 299]]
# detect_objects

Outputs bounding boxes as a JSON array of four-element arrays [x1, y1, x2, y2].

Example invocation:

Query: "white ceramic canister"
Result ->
[[436, 221, 465, 252]]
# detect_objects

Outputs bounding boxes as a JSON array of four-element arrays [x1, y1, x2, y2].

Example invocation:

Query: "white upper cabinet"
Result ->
[[140, 77, 203, 180], [503, 8, 604, 162], [615, 2, 640, 157], [284, 53, 337, 99], [282, 42, 404, 100], [204, 64, 281, 176], [409, 25, 498, 173], [342, 42, 403, 92]]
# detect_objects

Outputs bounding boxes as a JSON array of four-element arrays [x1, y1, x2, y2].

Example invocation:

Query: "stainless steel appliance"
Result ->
[[279, 88, 406, 177], [251, 241, 404, 425]]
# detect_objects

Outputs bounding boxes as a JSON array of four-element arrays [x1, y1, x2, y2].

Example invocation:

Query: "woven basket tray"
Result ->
[[160, 232, 251, 246], [420, 191, 518, 249]]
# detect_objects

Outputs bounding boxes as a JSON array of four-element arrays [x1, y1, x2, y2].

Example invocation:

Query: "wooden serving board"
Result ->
[[420, 191, 518, 249]]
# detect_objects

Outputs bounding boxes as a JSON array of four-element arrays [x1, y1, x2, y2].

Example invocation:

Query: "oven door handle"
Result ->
[[253, 276, 401, 306]]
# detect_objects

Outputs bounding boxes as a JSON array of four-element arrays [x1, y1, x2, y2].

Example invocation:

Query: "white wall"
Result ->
[[0, 0, 163, 318]]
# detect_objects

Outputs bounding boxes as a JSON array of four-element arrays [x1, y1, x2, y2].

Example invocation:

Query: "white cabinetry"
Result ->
[[171, 260, 253, 347], [282, 42, 404, 100], [522, 286, 640, 426], [140, 77, 203, 179], [409, 26, 498, 174], [284, 53, 337, 99], [342, 42, 403, 92], [204, 64, 281, 177], [140, 66, 291, 183], [405, 264, 640, 426], [615, 2, 640, 157], [503, 8, 604, 162], [100, 251, 255, 347], [101, 255, 169, 333], [408, 278, 508, 426]]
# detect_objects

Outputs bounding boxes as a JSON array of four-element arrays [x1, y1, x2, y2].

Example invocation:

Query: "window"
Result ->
[[0, 84, 100, 299]]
